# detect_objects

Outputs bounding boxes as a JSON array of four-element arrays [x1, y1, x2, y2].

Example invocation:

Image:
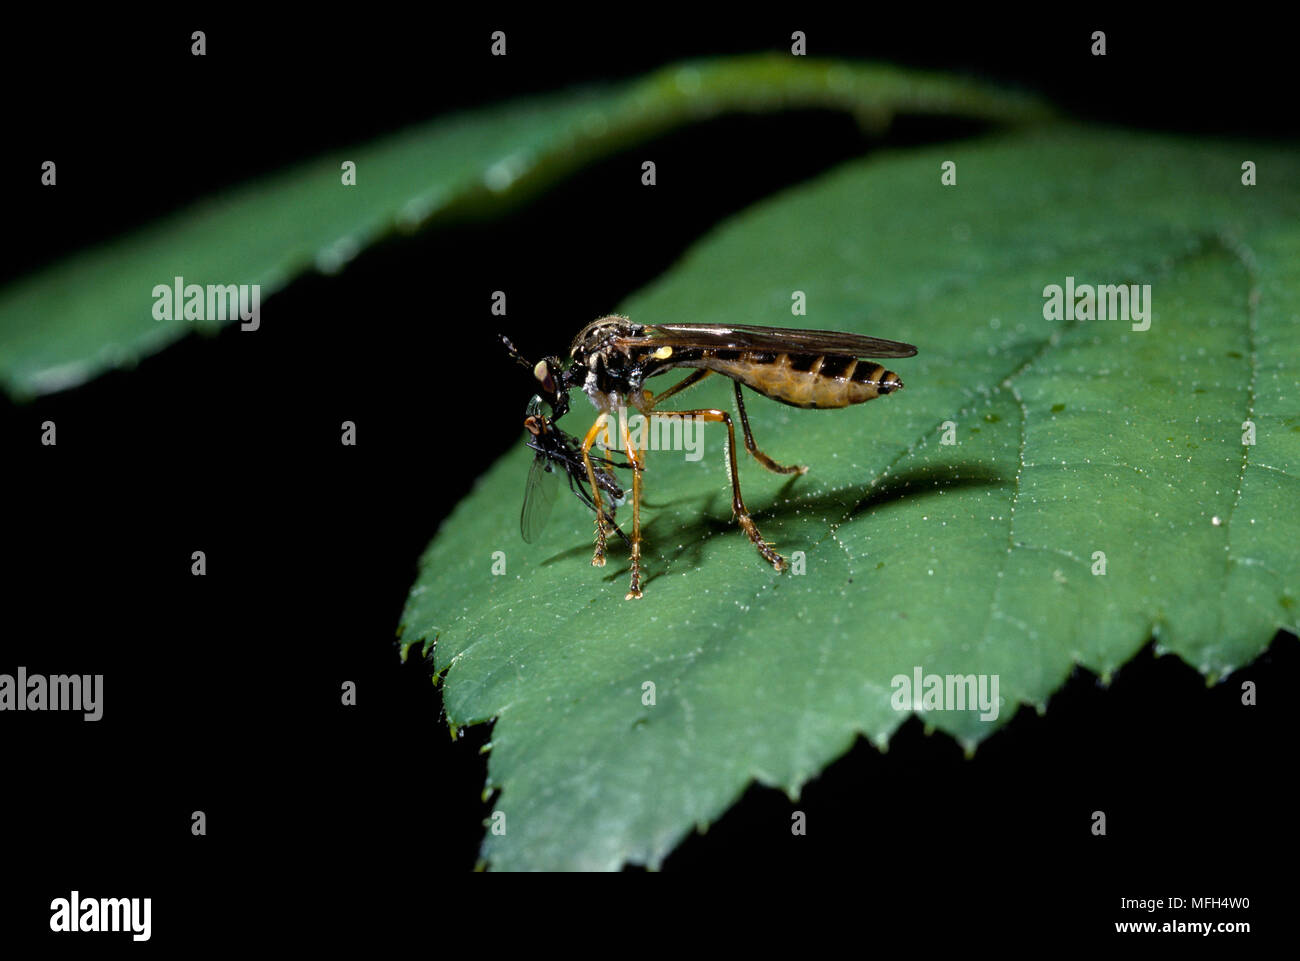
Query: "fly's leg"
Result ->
[[608, 371, 709, 595], [649, 408, 786, 572], [620, 416, 646, 599], [734, 382, 807, 476], [643, 368, 710, 408], [581, 413, 611, 567]]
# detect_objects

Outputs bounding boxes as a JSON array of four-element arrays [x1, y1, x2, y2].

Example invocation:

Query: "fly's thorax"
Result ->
[[573, 343, 646, 412], [568, 315, 659, 411], [568, 314, 642, 358]]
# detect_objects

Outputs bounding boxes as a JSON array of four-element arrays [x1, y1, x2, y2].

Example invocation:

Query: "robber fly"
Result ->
[[512, 316, 917, 599], [519, 393, 631, 546]]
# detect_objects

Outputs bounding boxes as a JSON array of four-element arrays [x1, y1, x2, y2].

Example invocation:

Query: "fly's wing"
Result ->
[[632, 323, 917, 358], [520, 451, 560, 544]]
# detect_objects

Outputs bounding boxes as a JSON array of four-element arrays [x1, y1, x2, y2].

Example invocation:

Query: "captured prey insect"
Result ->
[[507, 317, 917, 599], [518, 393, 632, 546]]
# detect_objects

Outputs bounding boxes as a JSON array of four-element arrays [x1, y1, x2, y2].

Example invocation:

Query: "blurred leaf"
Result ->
[[401, 124, 1300, 870], [0, 55, 1050, 399]]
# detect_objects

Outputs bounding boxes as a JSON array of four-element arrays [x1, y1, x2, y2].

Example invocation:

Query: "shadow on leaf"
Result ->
[[619, 462, 1006, 591]]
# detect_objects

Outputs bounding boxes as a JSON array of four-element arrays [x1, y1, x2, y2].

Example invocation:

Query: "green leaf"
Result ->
[[0, 55, 1050, 400], [401, 124, 1300, 870]]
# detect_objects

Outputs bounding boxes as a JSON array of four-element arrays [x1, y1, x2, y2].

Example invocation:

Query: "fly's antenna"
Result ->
[[499, 333, 533, 370]]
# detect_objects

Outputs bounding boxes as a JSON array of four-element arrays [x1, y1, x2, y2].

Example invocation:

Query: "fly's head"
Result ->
[[522, 395, 575, 460], [500, 333, 570, 420]]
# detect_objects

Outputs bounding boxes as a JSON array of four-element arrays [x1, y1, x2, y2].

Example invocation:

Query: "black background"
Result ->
[[2, 9, 1293, 942]]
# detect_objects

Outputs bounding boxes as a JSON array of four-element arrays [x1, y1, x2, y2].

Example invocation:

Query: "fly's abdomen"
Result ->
[[686, 350, 903, 409]]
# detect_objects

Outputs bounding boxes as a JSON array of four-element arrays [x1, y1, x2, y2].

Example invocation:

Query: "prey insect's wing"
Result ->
[[629, 323, 918, 358], [520, 450, 560, 544], [554, 441, 633, 545], [561, 466, 631, 545]]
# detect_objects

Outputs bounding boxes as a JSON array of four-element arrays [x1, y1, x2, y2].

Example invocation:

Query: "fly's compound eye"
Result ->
[[533, 360, 556, 396]]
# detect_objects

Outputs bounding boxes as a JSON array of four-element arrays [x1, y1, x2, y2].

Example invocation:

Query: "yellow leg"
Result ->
[[620, 416, 646, 599], [581, 413, 611, 567]]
